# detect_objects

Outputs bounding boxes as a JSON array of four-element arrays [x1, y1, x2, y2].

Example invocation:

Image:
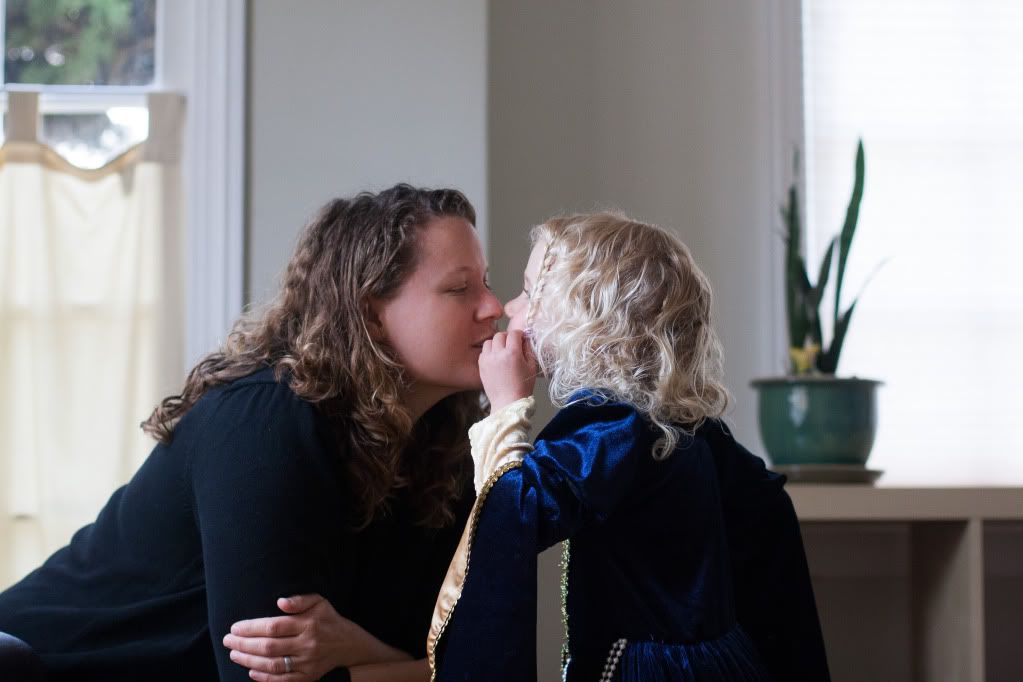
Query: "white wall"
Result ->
[[246, 0, 488, 303], [488, 0, 782, 463]]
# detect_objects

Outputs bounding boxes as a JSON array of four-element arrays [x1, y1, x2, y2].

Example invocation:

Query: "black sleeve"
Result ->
[[707, 422, 831, 682], [188, 382, 350, 682]]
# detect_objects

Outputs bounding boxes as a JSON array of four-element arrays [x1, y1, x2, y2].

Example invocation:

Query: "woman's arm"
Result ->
[[349, 658, 429, 682], [242, 658, 427, 682], [224, 594, 412, 679], [189, 382, 352, 681]]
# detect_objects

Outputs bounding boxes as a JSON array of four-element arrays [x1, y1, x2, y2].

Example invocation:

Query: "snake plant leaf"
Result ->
[[783, 183, 810, 346], [817, 299, 858, 374], [807, 238, 834, 348], [788, 263, 811, 348], [810, 237, 836, 307], [833, 139, 865, 325]]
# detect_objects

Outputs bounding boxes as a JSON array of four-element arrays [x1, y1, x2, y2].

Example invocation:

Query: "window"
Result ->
[[0, 0, 181, 586], [2, 0, 155, 167], [1, 0, 245, 587], [4, 0, 156, 86], [800, 1, 1023, 483]]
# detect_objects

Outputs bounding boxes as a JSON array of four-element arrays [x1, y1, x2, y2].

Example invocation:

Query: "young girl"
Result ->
[[428, 213, 829, 681]]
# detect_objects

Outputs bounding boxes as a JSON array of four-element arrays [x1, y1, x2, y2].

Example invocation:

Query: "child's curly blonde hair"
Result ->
[[529, 211, 730, 458]]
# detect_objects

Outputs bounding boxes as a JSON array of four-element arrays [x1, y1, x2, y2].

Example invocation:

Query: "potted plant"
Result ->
[[751, 140, 883, 482]]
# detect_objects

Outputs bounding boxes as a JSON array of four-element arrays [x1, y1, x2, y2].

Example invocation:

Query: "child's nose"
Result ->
[[504, 297, 520, 318]]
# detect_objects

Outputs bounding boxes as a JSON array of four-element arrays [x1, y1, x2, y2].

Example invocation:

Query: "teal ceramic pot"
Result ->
[[750, 376, 882, 466]]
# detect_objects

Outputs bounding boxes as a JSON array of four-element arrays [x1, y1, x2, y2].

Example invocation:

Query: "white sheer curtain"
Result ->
[[802, 1, 1023, 484], [0, 92, 185, 587]]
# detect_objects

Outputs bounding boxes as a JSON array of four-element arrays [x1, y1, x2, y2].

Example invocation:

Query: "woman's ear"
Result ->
[[363, 298, 386, 342]]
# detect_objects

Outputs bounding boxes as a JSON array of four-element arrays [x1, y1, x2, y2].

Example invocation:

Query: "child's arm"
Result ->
[[429, 399, 652, 681], [474, 329, 651, 538]]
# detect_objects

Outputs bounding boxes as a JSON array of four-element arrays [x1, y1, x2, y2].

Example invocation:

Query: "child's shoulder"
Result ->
[[539, 389, 655, 443], [560, 388, 640, 417]]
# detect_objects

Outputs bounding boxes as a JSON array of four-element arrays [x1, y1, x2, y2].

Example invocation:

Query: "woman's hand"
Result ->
[[479, 330, 538, 411], [223, 594, 411, 681]]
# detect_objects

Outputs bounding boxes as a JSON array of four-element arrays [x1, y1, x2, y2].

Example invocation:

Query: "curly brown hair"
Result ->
[[142, 184, 482, 529]]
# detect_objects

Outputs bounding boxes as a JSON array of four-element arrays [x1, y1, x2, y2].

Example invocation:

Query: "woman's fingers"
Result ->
[[228, 648, 301, 674], [277, 594, 323, 614], [224, 633, 300, 657], [230, 616, 303, 638], [247, 671, 304, 682]]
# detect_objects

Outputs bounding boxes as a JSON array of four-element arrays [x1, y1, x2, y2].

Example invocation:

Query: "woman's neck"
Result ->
[[402, 385, 454, 424]]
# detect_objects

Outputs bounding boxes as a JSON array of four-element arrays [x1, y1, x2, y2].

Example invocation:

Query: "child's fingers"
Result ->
[[521, 334, 539, 369], [505, 329, 524, 354], [491, 331, 507, 350], [505, 329, 538, 371]]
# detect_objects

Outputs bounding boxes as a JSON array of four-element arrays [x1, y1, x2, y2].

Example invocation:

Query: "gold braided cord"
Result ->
[[559, 538, 572, 676], [428, 459, 525, 681]]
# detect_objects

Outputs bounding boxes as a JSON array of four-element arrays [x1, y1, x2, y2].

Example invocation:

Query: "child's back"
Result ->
[[560, 403, 749, 680]]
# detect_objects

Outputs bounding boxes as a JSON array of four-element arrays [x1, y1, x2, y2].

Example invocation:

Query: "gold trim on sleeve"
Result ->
[[427, 460, 524, 680]]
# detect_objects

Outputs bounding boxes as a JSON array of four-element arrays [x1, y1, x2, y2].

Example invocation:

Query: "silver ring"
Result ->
[[283, 655, 293, 673]]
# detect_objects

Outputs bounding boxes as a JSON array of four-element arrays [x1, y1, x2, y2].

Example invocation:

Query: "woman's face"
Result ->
[[504, 238, 549, 334], [373, 216, 502, 404]]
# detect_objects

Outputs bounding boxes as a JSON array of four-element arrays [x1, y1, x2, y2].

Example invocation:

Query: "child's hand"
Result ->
[[480, 330, 538, 411]]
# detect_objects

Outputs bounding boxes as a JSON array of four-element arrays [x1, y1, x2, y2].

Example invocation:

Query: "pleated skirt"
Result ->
[[571, 625, 771, 682]]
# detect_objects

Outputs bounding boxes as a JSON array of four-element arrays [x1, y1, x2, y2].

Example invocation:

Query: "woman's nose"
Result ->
[[478, 289, 504, 320]]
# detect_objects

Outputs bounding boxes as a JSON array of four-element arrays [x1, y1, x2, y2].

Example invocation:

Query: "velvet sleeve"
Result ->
[[520, 397, 654, 548], [434, 398, 653, 681], [187, 382, 350, 682], [705, 422, 831, 682]]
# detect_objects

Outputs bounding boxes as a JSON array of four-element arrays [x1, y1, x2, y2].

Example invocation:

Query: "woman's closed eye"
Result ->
[[448, 277, 492, 295]]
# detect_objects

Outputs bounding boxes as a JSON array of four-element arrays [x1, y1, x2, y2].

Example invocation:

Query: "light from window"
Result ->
[[41, 107, 148, 168], [802, 0, 1023, 483]]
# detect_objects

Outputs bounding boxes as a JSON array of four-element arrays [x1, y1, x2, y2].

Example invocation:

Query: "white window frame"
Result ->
[[0, 0, 246, 372], [163, 0, 247, 369]]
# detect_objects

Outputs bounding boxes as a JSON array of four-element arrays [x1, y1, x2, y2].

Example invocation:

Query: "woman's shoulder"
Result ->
[[209, 365, 309, 409], [176, 367, 347, 486], [177, 366, 325, 443]]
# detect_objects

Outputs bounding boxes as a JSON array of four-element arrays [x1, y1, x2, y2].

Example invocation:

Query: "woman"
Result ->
[[0, 184, 502, 682]]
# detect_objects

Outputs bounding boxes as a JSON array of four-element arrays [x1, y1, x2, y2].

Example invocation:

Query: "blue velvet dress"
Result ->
[[433, 393, 829, 681]]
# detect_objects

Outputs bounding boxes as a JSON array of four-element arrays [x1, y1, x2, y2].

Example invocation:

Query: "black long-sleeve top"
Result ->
[[0, 368, 471, 681]]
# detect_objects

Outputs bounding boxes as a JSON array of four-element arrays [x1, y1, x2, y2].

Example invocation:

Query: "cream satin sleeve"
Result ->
[[427, 396, 536, 680], [468, 396, 536, 494]]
